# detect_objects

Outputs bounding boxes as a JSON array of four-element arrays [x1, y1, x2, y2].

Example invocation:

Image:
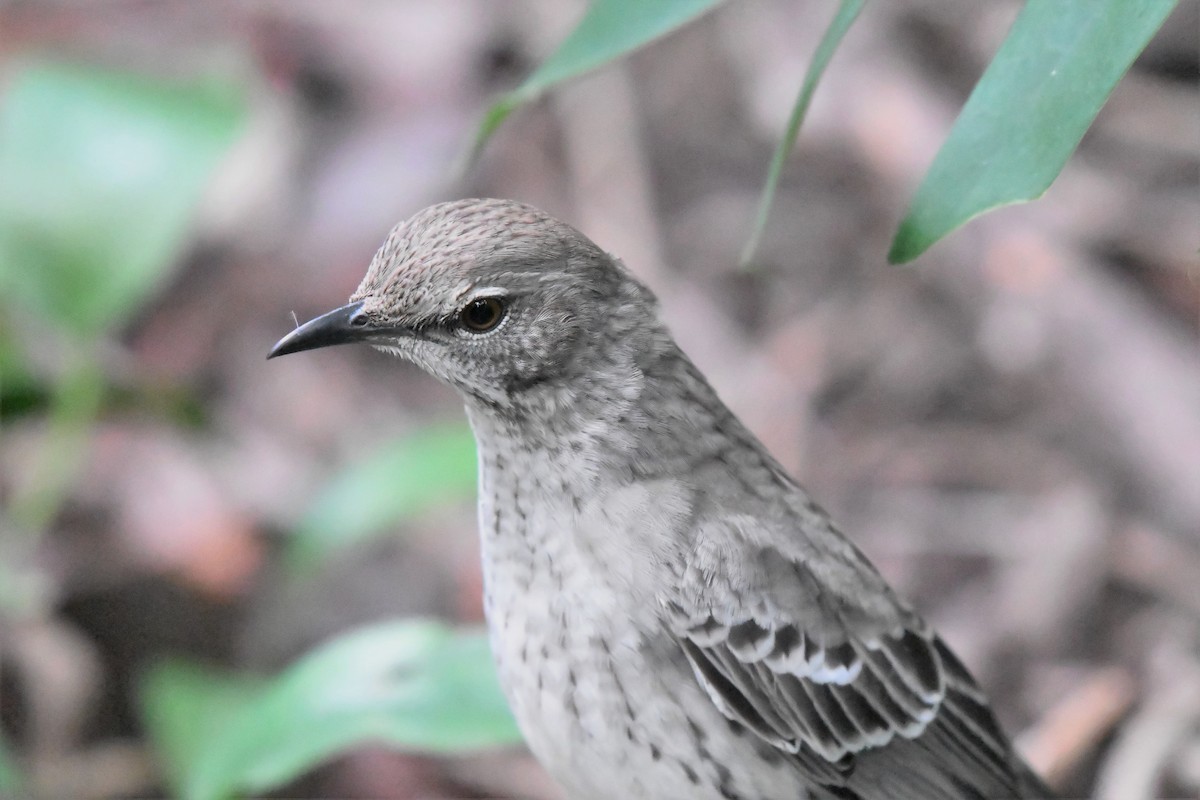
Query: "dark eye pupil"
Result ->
[[461, 297, 504, 332]]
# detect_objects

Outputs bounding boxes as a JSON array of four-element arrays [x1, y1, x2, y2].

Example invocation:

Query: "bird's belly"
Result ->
[[480, 527, 803, 800]]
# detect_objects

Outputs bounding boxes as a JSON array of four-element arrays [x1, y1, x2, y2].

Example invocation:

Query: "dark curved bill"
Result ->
[[268, 301, 370, 359]]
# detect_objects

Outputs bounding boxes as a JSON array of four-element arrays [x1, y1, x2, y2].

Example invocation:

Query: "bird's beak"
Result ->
[[268, 301, 371, 359]]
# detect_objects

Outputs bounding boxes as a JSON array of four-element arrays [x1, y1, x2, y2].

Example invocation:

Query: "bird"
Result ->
[[269, 198, 1054, 800]]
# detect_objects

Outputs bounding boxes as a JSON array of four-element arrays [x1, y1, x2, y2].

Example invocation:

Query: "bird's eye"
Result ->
[[460, 297, 506, 333]]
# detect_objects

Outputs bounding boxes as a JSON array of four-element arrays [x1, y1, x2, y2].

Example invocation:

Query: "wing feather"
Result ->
[[678, 613, 944, 762], [666, 537, 1051, 797]]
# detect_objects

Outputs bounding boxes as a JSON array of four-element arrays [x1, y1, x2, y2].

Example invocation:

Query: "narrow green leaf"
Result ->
[[740, 0, 865, 268], [515, 0, 724, 100], [461, 96, 520, 173], [889, 0, 1177, 263], [288, 423, 478, 572], [142, 621, 520, 800], [0, 61, 245, 332], [464, 0, 723, 165]]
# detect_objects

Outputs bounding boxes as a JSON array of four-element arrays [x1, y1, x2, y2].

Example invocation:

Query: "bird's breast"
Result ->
[[469, 447, 801, 799]]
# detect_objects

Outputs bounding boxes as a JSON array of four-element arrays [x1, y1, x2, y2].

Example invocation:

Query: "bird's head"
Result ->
[[269, 198, 655, 412]]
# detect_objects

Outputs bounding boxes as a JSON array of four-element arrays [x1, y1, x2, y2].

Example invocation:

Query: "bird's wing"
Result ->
[[664, 520, 1033, 795]]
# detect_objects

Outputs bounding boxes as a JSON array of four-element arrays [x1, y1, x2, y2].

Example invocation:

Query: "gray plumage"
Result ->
[[270, 198, 1054, 800]]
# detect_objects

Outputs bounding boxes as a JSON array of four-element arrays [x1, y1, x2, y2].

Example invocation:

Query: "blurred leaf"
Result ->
[[0, 61, 245, 333], [0, 731, 22, 797], [289, 423, 478, 572], [0, 324, 42, 418], [9, 355, 106, 532], [740, 0, 865, 268], [465, 0, 722, 164], [142, 621, 520, 800], [889, 0, 1177, 263], [140, 660, 266, 800]]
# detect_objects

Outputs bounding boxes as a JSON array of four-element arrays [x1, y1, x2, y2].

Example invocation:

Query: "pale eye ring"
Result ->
[[459, 297, 506, 333]]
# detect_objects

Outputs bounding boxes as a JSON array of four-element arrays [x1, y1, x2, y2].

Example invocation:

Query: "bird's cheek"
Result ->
[[533, 323, 582, 371], [387, 340, 456, 386]]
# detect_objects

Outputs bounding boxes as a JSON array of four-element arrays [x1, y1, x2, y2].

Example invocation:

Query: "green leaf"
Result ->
[[0, 730, 23, 797], [141, 621, 520, 800], [8, 355, 106, 533], [288, 422, 479, 572], [465, 0, 723, 165], [140, 660, 267, 800], [740, 0, 865, 268], [889, 0, 1177, 263], [0, 61, 245, 333], [0, 323, 42, 418]]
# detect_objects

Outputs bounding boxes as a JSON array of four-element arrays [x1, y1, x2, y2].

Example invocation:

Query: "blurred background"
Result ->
[[0, 1, 1197, 798]]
